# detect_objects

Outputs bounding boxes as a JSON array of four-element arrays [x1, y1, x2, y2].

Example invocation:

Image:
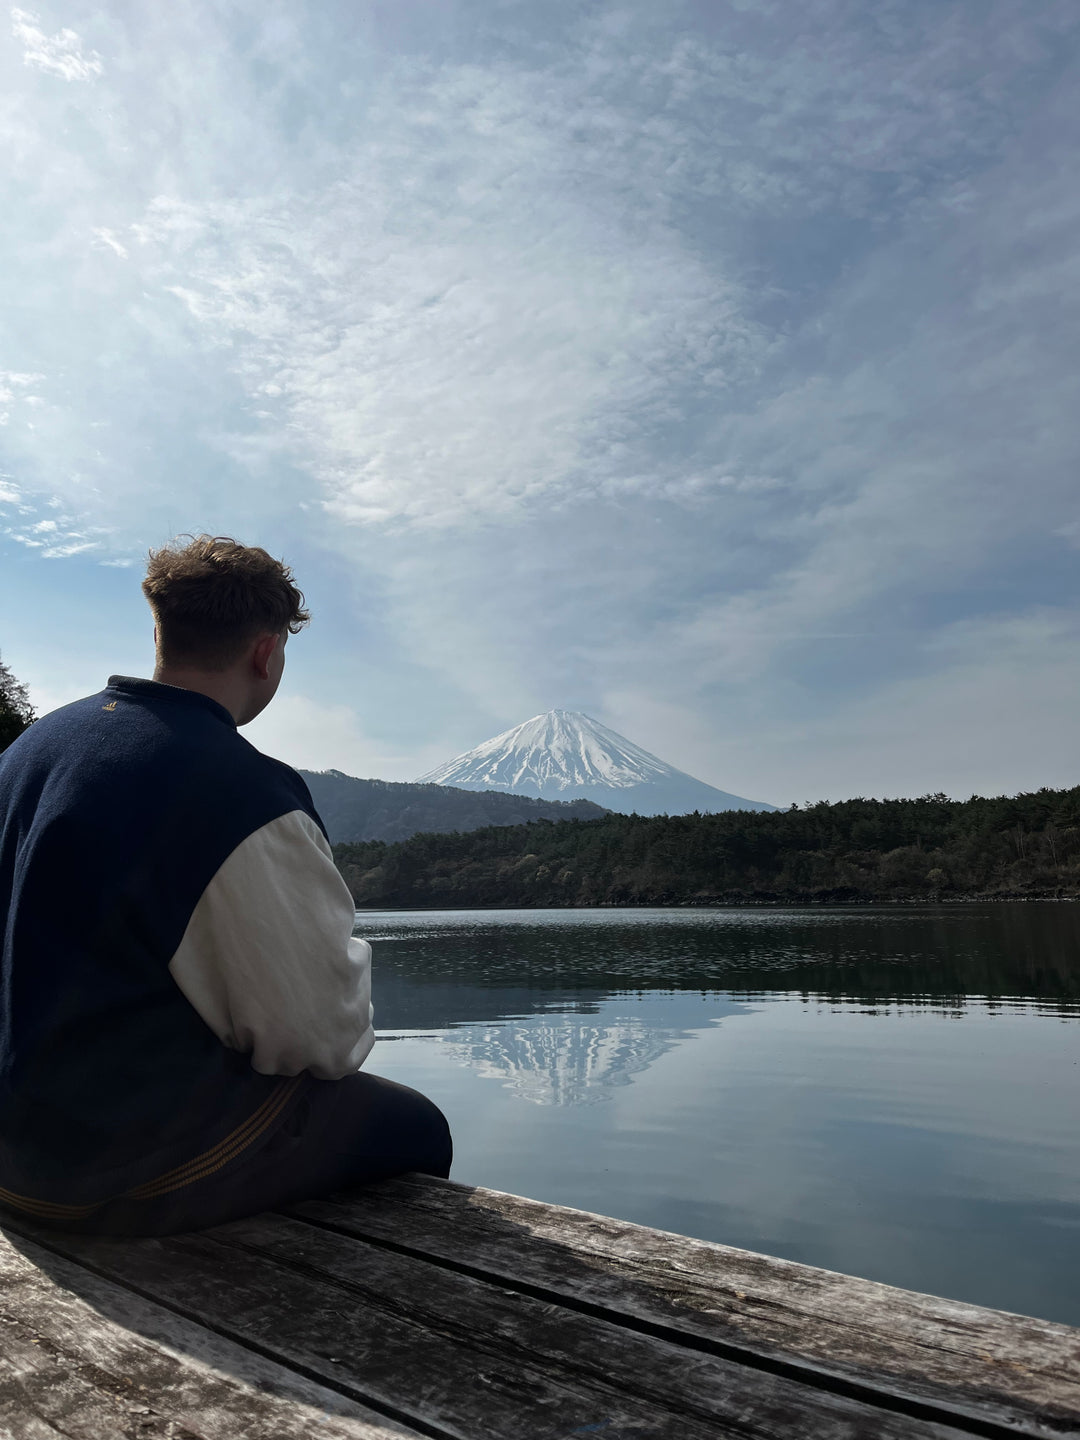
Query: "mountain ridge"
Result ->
[[298, 767, 607, 844]]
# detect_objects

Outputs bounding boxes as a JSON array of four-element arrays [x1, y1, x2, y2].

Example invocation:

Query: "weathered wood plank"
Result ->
[[209, 1211, 986, 1439], [0, 1227, 419, 1439], [7, 1215, 975, 1440], [288, 1176, 1080, 1438], [0, 1324, 205, 1440], [0, 1381, 68, 1440]]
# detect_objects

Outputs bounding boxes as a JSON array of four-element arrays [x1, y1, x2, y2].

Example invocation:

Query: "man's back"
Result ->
[[0, 535, 445, 1237], [0, 676, 319, 1210]]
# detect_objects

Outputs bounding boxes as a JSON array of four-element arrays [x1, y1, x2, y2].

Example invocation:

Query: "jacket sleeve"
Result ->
[[167, 808, 374, 1079]]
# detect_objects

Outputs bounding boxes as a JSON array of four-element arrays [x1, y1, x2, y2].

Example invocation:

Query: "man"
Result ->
[[0, 535, 451, 1235]]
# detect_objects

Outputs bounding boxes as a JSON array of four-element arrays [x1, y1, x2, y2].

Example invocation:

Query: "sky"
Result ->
[[2, 0, 1079, 807]]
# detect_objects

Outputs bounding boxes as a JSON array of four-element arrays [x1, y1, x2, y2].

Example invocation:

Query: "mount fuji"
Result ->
[[417, 710, 776, 816]]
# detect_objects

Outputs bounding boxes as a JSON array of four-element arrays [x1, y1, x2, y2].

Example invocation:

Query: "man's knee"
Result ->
[[336, 1072, 452, 1179], [421, 1093, 453, 1177], [386, 1079, 453, 1178]]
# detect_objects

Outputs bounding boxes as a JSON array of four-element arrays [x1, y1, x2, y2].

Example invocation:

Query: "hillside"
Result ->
[[334, 786, 1080, 906], [299, 769, 607, 844]]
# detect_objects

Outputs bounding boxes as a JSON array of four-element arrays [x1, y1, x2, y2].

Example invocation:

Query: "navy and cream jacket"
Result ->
[[0, 677, 373, 1222]]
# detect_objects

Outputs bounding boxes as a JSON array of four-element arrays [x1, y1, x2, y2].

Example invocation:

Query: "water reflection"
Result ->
[[363, 903, 1080, 1027], [446, 1016, 677, 1107], [436, 994, 748, 1106], [356, 904, 1080, 1326]]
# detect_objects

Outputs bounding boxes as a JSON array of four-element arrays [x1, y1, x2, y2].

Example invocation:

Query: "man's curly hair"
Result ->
[[143, 535, 310, 670]]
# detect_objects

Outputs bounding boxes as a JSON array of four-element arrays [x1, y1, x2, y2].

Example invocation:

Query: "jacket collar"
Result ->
[[105, 676, 237, 728]]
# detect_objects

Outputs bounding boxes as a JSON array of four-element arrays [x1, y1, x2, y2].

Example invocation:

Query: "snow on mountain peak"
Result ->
[[417, 709, 681, 793], [418, 710, 777, 813]]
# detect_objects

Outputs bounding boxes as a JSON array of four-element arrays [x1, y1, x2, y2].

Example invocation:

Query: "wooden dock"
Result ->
[[1, 1173, 1078, 1438]]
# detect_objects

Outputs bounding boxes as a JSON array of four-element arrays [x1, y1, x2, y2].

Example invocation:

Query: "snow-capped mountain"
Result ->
[[417, 710, 775, 815]]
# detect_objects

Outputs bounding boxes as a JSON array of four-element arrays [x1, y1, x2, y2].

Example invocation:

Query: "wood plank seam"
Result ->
[[9, 1193, 1078, 1440], [7, 1214, 985, 1440], [299, 1181, 1080, 1388], [202, 1228, 758, 1434], [0, 1218, 458, 1440], [292, 1181, 1080, 1419], [1, 1230, 424, 1439], [282, 1209, 1065, 1440], [11, 1221, 783, 1440]]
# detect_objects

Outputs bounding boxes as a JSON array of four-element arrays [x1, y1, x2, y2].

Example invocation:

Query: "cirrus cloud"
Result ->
[[11, 7, 101, 81]]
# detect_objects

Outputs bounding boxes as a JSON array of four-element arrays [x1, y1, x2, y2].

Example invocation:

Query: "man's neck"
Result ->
[[152, 665, 247, 725]]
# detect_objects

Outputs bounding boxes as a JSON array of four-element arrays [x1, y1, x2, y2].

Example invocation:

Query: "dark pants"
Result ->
[[48, 1073, 452, 1238]]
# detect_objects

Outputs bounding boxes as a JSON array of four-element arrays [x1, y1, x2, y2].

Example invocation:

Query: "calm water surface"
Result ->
[[353, 903, 1080, 1325]]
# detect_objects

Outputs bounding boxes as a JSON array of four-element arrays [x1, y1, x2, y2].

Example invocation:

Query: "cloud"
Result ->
[[777, 609, 1080, 802], [3, 507, 108, 559], [243, 692, 445, 779], [119, 1, 1067, 535], [11, 8, 103, 82], [0, 372, 44, 393], [91, 226, 128, 259], [6, 3, 1077, 545], [138, 176, 762, 530], [0, 371, 45, 424], [2, 2, 1079, 799], [593, 605, 1080, 805]]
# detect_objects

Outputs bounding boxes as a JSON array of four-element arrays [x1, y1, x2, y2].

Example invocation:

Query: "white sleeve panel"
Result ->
[[169, 809, 374, 1080]]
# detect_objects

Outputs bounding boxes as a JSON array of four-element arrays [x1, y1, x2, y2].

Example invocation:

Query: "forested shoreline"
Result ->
[[334, 786, 1080, 907]]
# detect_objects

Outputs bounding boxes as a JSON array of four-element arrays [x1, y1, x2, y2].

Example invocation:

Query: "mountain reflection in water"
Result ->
[[446, 1016, 676, 1107], [356, 904, 1080, 1327], [435, 993, 746, 1107]]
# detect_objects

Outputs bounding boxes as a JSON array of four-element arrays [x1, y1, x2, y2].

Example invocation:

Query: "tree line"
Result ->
[[334, 787, 1080, 907], [0, 653, 34, 753]]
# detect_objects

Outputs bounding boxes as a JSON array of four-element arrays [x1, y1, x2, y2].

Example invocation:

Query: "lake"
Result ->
[[354, 903, 1080, 1327]]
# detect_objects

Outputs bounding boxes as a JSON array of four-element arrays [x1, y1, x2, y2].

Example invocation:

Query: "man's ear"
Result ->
[[251, 632, 278, 681]]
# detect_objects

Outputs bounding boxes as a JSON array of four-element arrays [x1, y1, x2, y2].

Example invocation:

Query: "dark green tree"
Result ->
[[0, 652, 35, 752], [333, 783, 1080, 907]]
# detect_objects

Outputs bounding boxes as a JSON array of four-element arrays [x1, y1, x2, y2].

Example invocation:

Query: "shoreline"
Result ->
[[354, 891, 1080, 911]]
